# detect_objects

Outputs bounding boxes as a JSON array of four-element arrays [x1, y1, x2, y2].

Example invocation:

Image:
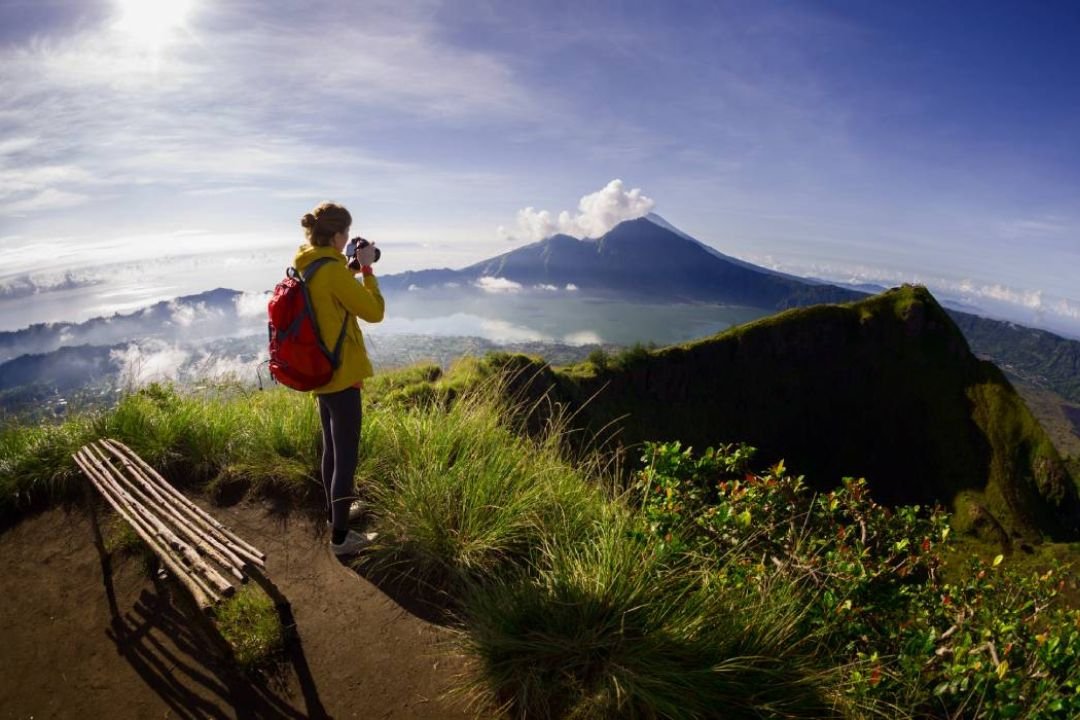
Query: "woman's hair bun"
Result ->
[[301, 213, 317, 229]]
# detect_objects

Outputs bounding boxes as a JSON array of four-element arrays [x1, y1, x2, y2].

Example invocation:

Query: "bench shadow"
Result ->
[[95, 548, 330, 719]]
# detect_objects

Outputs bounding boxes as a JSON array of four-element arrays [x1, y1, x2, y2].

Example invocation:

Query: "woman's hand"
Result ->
[[356, 241, 378, 267]]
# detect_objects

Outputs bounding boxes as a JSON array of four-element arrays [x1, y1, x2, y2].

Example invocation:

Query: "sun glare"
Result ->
[[113, 0, 194, 49]]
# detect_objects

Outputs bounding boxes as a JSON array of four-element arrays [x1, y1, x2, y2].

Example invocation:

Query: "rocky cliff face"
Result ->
[[530, 285, 1079, 541]]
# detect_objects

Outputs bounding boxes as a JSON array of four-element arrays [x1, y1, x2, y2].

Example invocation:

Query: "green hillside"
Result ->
[[950, 311, 1080, 405], [500, 285, 1079, 542]]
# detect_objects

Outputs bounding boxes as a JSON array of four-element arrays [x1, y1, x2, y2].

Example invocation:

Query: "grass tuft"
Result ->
[[214, 584, 285, 670], [359, 376, 608, 588], [457, 515, 847, 720]]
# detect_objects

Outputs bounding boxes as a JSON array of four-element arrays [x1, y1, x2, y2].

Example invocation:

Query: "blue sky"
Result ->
[[0, 0, 1078, 334]]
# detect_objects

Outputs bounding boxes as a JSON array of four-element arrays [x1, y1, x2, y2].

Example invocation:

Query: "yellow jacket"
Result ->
[[292, 244, 385, 394]]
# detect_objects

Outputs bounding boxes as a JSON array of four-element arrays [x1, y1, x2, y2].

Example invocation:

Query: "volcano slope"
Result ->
[[504, 285, 1079, 542]]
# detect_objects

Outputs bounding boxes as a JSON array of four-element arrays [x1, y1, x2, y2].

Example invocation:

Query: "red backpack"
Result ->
[[267, 258, 349, 391]]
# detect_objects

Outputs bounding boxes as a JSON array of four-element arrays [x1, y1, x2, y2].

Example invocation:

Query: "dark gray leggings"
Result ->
[[317, 387, 362, 532]]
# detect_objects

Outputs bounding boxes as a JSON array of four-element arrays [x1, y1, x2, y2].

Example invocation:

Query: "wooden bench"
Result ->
[[73, 438, 281, 613]]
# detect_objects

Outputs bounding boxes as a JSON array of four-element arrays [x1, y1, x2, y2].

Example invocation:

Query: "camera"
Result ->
[[345, 237, 381, 270]]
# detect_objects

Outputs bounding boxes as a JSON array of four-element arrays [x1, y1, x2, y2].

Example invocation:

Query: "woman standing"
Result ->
[[297, 202, 384, 555]]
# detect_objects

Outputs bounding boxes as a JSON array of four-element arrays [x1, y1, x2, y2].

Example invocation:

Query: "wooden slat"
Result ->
[[104, 440, 266, 568], [80, 446, 234, 599], [92, 441, 247, 584], [74, 451, 218, 610]]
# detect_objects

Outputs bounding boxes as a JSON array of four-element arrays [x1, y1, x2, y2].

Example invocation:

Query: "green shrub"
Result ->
[[586, 348, 611, 371], [613, 341, 657, 370], [635, 440, 1080, 719]]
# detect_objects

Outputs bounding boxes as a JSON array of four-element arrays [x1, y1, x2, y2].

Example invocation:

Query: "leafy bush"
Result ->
[[586, 348, 611, 371], [635, 440, 1080, 719]]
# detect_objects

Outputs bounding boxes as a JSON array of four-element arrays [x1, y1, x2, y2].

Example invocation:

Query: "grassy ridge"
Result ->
[[524, 285, 1080, 542], [949, 310, 1080, 405]]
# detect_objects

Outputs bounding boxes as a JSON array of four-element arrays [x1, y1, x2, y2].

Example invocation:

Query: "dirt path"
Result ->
[[0, 500, 475, 719]]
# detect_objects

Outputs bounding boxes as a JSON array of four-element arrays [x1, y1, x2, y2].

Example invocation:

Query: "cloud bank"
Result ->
[[111, 339, 267, 389], [474, 276, 523, 293], [499, 179, 655, 242]]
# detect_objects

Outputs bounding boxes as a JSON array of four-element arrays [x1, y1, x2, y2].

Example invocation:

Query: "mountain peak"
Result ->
[[643, 212, 694, 240], [380, 213, 862, 308]]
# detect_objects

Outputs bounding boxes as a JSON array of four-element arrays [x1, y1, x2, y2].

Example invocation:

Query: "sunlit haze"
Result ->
[[1, 1, 1078, 335]]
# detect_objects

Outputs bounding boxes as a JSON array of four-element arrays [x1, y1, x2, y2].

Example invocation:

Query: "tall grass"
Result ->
[[457, 515, 849, 720], [359, 377, 610, 588], [0, 413, 97, 521], [96, 383, 322, 498], [1, 382, 323, 525]]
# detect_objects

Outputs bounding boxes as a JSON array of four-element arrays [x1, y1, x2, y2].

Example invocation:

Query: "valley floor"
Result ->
[[0, 500, 471, 719]]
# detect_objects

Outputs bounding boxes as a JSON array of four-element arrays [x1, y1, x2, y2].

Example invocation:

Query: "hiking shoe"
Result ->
[[330, 530, 378, 556], [347, 499, 366, 521], [326, 499, 367, 527]]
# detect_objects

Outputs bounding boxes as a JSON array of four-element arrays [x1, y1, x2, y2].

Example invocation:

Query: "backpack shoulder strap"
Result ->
[[298, 257, 352, 369], [300, 257, 336, 282]]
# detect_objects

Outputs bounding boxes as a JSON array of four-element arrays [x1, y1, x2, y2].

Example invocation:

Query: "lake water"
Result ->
[[378, 290, 768, 347]]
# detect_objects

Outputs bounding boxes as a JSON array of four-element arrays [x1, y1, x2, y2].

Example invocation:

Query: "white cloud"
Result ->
[[536, 284, 558, 291], [995, 217, 1073, 239], [408, 284, 420, 291], [168, 300, 223, 327], [0, 1, 533, 221], [950, 282, 1080, 322], [566, 283, 579, 291], [110, 339, 266, 389], [475, 276, 523, 293], [0, 164, 98, 197], [111, 341, 189, 388], [574, 179, 655, 237], [956, 281, 1042, 309], [170, 301, 196, 327], [188, 350, 267, 383], [234, 291, 271, 318], [0, 269, 102, 299], [501, 179, 656, 242], [0, 137, 39, 156]]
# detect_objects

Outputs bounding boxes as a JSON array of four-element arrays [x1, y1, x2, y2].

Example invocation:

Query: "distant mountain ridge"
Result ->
[[0, 287, 249, 363]]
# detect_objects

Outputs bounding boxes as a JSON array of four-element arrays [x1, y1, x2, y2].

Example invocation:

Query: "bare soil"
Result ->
[[0, 499, 475, 719]]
